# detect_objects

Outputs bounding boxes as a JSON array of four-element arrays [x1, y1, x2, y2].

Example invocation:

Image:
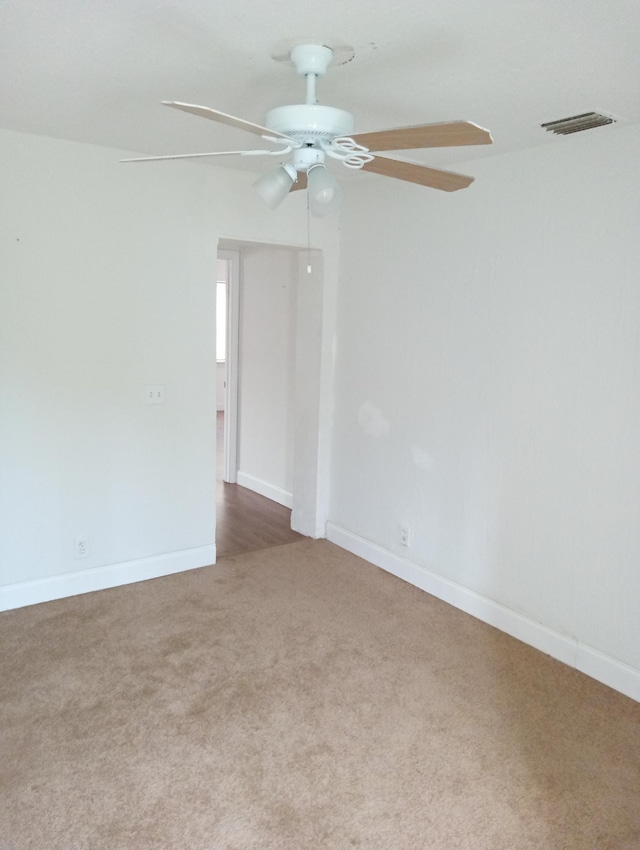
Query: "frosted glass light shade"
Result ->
[[307, 165, 343, 217], [254, 165, 295, 210]]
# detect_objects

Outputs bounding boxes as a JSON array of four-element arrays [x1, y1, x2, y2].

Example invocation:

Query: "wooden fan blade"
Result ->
[[352, 121, 492, 152], [162, 101, 294, 142], [361, 155, 474, 192], [289, 172, 308, 193]]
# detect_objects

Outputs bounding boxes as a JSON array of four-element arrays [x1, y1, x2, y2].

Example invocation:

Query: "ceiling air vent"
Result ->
[[541, 112, 615, 135]]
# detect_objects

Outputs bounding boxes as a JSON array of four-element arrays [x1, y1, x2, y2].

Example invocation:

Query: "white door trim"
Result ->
[[218, 248, 240, 484]]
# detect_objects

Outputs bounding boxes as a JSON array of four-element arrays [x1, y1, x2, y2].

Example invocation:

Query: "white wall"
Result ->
[[329, 124, 640, 691], [236, 245, 298, 506], [0, 128, 340, 608]]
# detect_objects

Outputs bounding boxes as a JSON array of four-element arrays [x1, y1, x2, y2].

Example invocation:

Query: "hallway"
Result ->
[[216, 412, 303, 557]]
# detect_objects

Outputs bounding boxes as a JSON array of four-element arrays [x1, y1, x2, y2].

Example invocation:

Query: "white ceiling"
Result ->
[[1, 0, 639, 176]]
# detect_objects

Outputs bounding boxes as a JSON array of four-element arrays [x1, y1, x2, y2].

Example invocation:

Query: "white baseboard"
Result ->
[[236, 471, 293, 509], [0, 545, 216, 612], [326, 523, 640, 704]]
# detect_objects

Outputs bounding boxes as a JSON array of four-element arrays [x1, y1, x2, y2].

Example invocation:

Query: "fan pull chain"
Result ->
[[306, 192, 312, 274]]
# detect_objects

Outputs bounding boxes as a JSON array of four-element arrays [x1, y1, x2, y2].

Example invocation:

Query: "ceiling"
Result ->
[[1, 0, 639, 177]]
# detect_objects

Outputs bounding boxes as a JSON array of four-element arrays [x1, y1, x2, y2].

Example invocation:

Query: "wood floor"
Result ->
[[216, 412, 303, 557]]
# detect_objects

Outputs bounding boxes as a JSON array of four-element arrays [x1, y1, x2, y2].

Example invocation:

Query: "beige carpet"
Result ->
[[1, 539, 639, 849]]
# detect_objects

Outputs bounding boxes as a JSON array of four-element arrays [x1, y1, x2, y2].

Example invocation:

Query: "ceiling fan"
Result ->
[[122, 44, 493, 216]]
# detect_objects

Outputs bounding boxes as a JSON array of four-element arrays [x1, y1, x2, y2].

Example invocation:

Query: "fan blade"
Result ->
[[162, 101, 294, 142], [121, 149, 281, 163], [289, 172, 308, 193], [361, 155, 474, 192], [352, 121, 492, 152]]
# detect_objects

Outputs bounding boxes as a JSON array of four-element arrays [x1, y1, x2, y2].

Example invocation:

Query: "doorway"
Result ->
[[215, 242, 304, 557]]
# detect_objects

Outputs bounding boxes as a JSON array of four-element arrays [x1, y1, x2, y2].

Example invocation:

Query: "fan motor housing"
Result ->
[[266, 104, 354, 145]]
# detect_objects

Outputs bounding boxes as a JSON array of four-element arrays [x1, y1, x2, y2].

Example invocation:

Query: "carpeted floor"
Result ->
[[1, 539, 639, 849]]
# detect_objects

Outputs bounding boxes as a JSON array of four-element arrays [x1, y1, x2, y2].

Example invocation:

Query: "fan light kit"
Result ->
[[122, 44, 493, 216]]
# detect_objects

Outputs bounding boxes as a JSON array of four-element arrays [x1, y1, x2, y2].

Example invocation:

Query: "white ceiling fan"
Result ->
[[122, 44, 493, 216]]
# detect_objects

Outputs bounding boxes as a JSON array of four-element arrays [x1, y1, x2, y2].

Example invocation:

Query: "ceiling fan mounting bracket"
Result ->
[[270, 39, 355, 69], [289, 44, 334, 78]]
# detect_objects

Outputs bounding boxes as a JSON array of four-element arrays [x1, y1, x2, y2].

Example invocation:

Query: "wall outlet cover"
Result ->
[[144, 384, 165, 405]]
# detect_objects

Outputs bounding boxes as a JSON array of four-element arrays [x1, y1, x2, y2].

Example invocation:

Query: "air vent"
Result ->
[[541, 112, 615, 135]]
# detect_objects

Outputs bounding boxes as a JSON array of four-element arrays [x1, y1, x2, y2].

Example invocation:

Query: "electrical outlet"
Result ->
[[74, 537, 89, 559], [144, 384, 165, 405], [400, 524, 410, 548]]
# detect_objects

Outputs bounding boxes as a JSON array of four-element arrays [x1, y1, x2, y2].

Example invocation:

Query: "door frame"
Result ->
[[216, 238, 326, 539], [218, 248, 240, 484]]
